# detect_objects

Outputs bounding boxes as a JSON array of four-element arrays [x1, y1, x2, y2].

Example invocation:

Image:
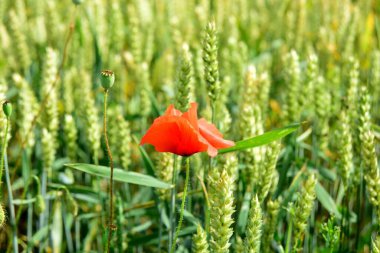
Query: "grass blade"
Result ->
[[65, 163, 172, 189], [316, 182, 341, 219], [218, 123, 301, 154]]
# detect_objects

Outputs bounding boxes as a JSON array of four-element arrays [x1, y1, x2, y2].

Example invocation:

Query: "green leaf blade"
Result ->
[[316, 182, 341, 219], [218, 123, 301, 154], [65, 163, 172, 189]]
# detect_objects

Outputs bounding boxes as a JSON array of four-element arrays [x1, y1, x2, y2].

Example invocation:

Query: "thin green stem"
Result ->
[[38, 170, 48, 253], [170, 157, 190, 253], [355, 169, 364, 251], [103, 91, 115, 252], [0, 117, 9, 195], [205, 102, 216, 235], [187, 167, 192, 213], [15, 176, 39, 228], [27, 173, 37, 253], [205, 158, 211, 234], [169, 155, 178, 249], [285, 219, 293, 253], [2, 118, 18, 253], [26, 192, 32, 253], [5, 153, 18, 253], [158, 202, 164, 251], [345, 189, 350, 250]]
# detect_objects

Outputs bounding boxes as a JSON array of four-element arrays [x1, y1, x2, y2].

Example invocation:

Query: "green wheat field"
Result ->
[[0, 0, 379, 252]]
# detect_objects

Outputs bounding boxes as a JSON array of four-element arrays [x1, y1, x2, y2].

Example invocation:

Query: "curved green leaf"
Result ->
[[316, 182, 341, 219], [65, 163, 172, 189], [218, 123, 301, 154], [30, 226, 49, 246], [237, 190, 252, 234], [137, 144, 156, 177]]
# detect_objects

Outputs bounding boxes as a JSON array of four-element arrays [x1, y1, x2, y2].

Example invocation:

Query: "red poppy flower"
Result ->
[[140, 103, 235, 157]]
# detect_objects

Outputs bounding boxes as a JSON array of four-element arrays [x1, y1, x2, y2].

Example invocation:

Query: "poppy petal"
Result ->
[[153, 105, 182, 125], [175, 118, 209, 156], [198, 119, 235, 149], [164, 104, 182, 116], [141, 116, 208, 156], [140, 103, 234, 157], [207, 146, 218, 157], [140, 117, 181, 153], [181, 102, 199, 131], [198, 118, 223, 137], [194, 129, 219, 157]]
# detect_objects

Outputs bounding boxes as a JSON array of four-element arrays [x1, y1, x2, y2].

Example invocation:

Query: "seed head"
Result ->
[[100, 70, 115, 91], [2, 101, 12, 118]]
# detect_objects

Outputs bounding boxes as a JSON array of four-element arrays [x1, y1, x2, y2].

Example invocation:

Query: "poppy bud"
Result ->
[[100, 70, 115, 91], [35, 195, 46, 215], [0, 205, 5, 226], [2, 101, 12, 118], [72, 0, 83, 5]]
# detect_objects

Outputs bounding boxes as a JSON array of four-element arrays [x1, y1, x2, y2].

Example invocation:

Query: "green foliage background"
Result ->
[[0, 0, 379, 252]]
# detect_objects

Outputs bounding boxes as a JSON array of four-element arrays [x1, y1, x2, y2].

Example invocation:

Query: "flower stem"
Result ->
[[103, 91, 115, 252], [170, 157, 190, 253], [2, 118, 18, 253], [169, 155, 178, 249], [204, 158, 211, 234], [5, 153, 18, 253], [0, 116, 9, 195], [205, 103, 216, 234]]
